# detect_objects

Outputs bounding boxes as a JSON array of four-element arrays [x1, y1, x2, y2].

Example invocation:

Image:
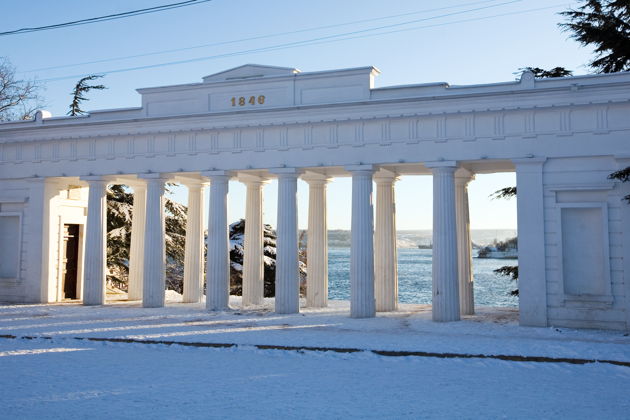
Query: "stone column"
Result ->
[[127, 181, 147, 301], [205, 172, 231, 311], [182, 180, 207, 303], [346, 165, 376, 318], [272, 169, 301, 314], [427, 162, 460, 322], [455, 169, 474, 315], [514, 158, 547, 327], [140, 175, 167, 308], [374, 171, 398, 312], [82, 177, 107, 306], [303, 174, 330, 308], [241, 176, 267, 306]]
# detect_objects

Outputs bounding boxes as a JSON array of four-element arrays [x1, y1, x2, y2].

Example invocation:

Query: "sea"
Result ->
[[326, 229, 518, 307]]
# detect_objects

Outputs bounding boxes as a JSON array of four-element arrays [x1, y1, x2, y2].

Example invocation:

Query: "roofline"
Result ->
[[201, 63, 300, 80], [136, 65, 380, 94]]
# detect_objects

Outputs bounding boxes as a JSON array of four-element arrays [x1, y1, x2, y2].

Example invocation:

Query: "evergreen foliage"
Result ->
[[560, 0, 630, 73], [105, 184, 188, 291], [520, 67, 573, 78], [68, 75, 106, 116], [490, 186, 517, 200], [608, 167, 630, 203], [493, 266, 519, 296], [228, 219, 307, 297]]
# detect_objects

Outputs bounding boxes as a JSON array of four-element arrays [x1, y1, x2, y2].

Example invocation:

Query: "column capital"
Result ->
[[454, 168, 475, 185], [201, 170, 233, 177], [170, 174, 209, 188], [374, 168, 400, 184], [137, 173, 169, 182], [238, 173, 271, 186], [124, 178, 147, 190], [270, 167, 303, 178], [345, 164, 375, 173], [202, 171, 233, 184], [425, 160, 458, 169], [302, 171, 331, 186]]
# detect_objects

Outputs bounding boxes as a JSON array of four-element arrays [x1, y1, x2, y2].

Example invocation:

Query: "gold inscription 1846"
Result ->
[[231, 95, 265, 106]]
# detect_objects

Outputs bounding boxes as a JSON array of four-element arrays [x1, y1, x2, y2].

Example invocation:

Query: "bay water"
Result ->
[[326, 229, 518, 307]]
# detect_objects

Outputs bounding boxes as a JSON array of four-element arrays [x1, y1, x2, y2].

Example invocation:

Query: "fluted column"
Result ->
[[272, 168, 301, 314], [127, 182, 147, 301], [82, 177, 107, 306], [455, 169, 474, 315], [205, 173, 231, 311], [374, 172, 398, 312], [140, 175, 166, 308], [427, 162, 460, 322], [304, 174, 330, 308], [182, 180, 207, 303], [347, 165, 376, 318], [241, 176, 267, 306]]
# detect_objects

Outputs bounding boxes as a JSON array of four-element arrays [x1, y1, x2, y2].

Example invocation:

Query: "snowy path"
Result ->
[[1, 298, 629, 419], [1, 336, 629, 419], [0, 297, 628, 362]]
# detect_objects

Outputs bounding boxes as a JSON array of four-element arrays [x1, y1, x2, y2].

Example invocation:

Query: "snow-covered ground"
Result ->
[[1, 295, 629, 419]]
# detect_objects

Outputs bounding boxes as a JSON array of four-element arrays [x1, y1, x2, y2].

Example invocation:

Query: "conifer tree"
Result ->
[[560, 0, 630, 73], [68, 75, 106, 116]]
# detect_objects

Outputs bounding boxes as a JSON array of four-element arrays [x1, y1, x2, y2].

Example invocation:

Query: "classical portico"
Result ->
[[1, 64, 629, 330]]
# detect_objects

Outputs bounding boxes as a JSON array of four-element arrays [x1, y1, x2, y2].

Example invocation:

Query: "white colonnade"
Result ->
[[205, 172, 231, 311], [182, 179, 206, 303], [347, 165, 376, 318], [82, 177, 107, 306], [273, 169, 301, 314], [79, 164, 474, 323], [428, 163, 461, 322], [241, 175, 267, 306], [455, 169, 475, 315], [374, 171, 399, 312], [127, 182, 147, 301], [304, 174, 330, 308]]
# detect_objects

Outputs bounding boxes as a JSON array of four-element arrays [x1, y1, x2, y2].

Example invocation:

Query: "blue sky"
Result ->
[[2, 0, 592, 229]]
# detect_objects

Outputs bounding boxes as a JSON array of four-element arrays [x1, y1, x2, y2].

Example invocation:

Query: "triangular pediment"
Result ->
[[202, 64, 300, 83]]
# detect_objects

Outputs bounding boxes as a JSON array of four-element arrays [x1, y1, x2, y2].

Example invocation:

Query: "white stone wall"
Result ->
[[1, 65, 629, 330], [542, 157, 627, 330], [0, 179, 87, 303]]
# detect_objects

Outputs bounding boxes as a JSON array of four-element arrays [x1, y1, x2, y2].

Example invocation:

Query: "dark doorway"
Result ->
[[62, 224, 80, 300]]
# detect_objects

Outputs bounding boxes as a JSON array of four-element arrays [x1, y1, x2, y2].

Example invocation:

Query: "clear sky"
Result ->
[[2, 0, 593, 229]]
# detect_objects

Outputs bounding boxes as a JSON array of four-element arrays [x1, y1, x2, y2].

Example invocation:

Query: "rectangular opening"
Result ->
[[0, 214, 21, 279], [61, 224, 80, 299]]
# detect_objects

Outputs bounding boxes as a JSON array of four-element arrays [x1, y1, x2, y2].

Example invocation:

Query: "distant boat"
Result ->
[[477, 236, 518, 259], [417, 242, 432, 249]]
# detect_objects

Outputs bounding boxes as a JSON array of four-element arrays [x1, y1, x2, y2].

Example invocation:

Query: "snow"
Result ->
[[1, 297, 629, 419]]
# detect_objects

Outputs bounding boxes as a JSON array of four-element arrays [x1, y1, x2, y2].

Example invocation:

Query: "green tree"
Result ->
[[519, 67, 573, 78], [105, 184, 188, 292], [608, 167, 630, 203], [68, 75, 106, 116], [0, 57, 41, 121], [560, 1, 630, 198], [560, 0, 630, 73]]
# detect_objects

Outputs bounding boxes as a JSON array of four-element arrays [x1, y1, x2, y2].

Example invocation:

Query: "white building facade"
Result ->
[[0, 64, 629, 331]]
